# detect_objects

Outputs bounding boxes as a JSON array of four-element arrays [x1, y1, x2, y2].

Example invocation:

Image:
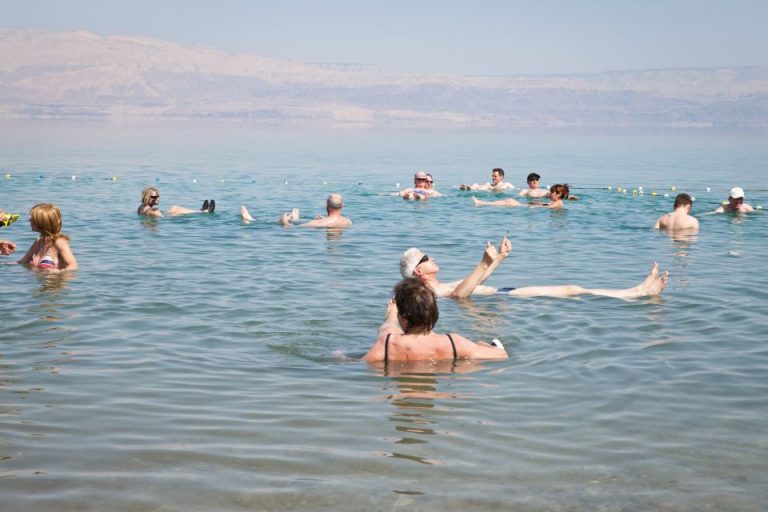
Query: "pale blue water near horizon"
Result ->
[[1, 120, 767, 511]]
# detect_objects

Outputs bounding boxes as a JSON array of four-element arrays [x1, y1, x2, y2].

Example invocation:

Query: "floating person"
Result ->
[[277, 193, 352, 228], [654, 193, 699, 231], [459, 168, 516, 191], [0, 239, 15, 255], [400, 241, 669, 299], [714, 187, 754, 213], [17, 203, 78, 272], [362, 277, 509, 363], [518, 172, 550, 198], [472, 183, 570, 208], [529, 183, 569, 209], [137, 186, 215, 217], [422, 173, 444, 197], [1, 210, 20, 228], [401, 171, 441, 200]]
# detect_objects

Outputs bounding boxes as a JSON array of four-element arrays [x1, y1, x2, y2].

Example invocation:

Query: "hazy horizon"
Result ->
[[3, 0, 767, 76]]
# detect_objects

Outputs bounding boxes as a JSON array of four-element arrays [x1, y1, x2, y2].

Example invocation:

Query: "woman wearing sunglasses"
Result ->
[[138, 186, 216, 217]]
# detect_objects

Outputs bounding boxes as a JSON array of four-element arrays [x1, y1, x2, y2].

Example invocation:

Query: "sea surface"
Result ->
[[1, 121, 767, 511]]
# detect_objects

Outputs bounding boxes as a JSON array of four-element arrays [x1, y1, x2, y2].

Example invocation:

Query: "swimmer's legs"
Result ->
[[506, 263, 669, 299], [585, 262, 668, 299], [472, 197, 522, 207], [208, 200, 215, 213], [202, 200, 209, 211]]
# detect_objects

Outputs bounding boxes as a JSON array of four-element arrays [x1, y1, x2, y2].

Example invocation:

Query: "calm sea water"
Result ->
[[1, 121, 767, 511]]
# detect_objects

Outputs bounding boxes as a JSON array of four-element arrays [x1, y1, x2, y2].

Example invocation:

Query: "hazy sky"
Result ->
[[4, 0, 766, 75]]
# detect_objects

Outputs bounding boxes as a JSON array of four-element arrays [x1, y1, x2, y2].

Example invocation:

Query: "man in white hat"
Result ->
[[401, 171, 439, 200], [715, 187, 753, 213], [400, 239, 669, 299]]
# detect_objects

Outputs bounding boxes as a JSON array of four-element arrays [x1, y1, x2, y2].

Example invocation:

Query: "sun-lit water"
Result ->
[[1, 120, 767, 511]]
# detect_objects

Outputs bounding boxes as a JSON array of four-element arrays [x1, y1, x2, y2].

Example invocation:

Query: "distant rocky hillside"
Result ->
[[1, 29, 766, 127]]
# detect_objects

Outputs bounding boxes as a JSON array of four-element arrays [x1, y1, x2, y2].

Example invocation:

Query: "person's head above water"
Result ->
[[413, 171, 429, 187], [549, 183, 570, 199], [673, 193, 693, 210], [400, 247, 438, 279], [29, 203, 67, 241], [491, 168, 504, 185], [526, 172, 541, 188], [141, 186, 160, 207], [326, 193, 343, 211], [729, 187, 745, 201], [393, 277, 439, 335]]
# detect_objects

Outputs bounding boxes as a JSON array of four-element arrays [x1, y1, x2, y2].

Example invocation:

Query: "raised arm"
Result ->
[[451, 237, 509, 298], [479, 237, 510, 284]]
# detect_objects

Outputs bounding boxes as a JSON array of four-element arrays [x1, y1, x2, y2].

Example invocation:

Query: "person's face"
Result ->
[[729, 196, 744, 206], [148, 192, 160, 206], [528, 179, 540, 190], [424, 176, 434, 189], [491, 171, 502, 185], [414, 177, 428, 188], [549, 190, 561, 201], [413, 252, 439, 277]]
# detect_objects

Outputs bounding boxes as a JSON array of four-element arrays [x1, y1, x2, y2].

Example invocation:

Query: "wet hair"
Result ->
[[549, 183, 570, 199], [326, 193, 343, 209], [673, 193, 693, 209], [141, 186, 159, 206], [492, 168, 505, 178], [393, 278, 439, 335], [29, 203, 69, 242], [526, 172, 541, 183]]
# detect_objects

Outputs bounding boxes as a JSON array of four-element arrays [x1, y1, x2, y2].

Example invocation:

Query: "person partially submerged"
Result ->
[[137, 186, 215, 217], [273, 193, 352, 228], [363, 278, 508, 363], [401, 239, 669, 299], [654, 193, 699, 231]]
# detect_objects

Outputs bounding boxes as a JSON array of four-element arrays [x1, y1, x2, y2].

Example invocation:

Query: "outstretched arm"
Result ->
[[451, 237, 509, 298], [0, 239, 15, 256], [452, 333, 508, 360]]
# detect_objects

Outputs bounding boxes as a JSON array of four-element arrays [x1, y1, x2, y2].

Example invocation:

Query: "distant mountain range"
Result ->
[[1, 29, 766, 127]]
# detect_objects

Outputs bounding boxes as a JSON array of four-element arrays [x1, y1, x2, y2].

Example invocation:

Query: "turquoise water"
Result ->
[[1, 121, 767, 511]]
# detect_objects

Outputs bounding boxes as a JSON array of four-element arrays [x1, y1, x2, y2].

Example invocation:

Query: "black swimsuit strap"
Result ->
[[384, 333, 391, 363], [446, 333, 457, 361]]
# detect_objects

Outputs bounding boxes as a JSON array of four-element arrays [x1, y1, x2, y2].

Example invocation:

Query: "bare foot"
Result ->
[[472, 196, 481, 206], [636, 262, 669, 296], [240, 205, 254, 222], [289, 208, 300, 222]]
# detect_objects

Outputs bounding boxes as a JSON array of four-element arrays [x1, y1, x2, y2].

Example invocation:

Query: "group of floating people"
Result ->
[[0, 168, 757, 365]]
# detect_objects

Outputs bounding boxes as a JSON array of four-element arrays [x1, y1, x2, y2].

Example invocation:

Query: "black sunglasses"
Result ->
[[416, 254, 430, 267], [150, 195, 159, 199]]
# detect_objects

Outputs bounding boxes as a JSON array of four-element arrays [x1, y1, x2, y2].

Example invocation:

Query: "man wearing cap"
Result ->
[[715, 187, 754, 213], [460, 168, 516, 191], [402, 171, 439, 200], [401, 240, 669, 299], [278, 193, 352, 227], [518, 172, 550, 198], [654, 193, 699, 231]]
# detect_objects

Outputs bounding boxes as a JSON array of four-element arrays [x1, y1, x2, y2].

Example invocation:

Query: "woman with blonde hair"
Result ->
[[138, 186, 215, 217], [18, 203, 78, 272]]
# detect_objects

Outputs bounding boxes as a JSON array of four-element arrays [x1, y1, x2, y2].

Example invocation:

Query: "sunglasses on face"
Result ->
[[150, 195, 159, 199], [425, 180, 434, 184], [416, 254, 430, 267]]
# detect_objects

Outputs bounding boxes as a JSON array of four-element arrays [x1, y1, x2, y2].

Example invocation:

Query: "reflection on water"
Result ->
[[370, 360, 489, 469]]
